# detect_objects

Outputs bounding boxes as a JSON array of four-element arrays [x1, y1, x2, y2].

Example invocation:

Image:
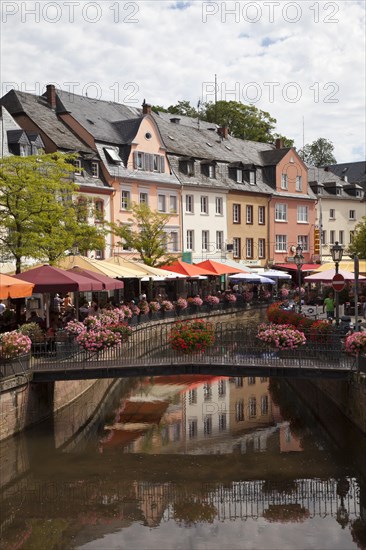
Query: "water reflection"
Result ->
[[1, 375, 365, 550]]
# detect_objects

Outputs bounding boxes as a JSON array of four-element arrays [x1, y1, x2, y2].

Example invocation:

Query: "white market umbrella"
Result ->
[[260, 269, 292, 280], [228, 273, 276, 284]]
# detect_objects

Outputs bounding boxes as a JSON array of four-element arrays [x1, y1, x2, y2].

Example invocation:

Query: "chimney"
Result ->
[[217, 126, 229, 139], [275, 138, 284, 149], [46, 84, 57, 110], [142, 101, 152, 115]]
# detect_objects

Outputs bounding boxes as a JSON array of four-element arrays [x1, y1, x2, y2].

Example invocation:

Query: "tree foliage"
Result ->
[[299, 137, 337, 167], [0, 153, 106, 272], [348, 216, 366, 259], [111, 203, 177, 267], [153, 99, 294, 145]]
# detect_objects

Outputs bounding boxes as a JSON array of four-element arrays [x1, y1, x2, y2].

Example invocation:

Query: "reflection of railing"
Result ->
[[1, 477, 361, 526]]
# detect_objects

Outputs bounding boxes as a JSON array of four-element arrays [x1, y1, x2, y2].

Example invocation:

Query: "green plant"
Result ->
[[18, 322, 44, 341], [170, 319, 215, 354]]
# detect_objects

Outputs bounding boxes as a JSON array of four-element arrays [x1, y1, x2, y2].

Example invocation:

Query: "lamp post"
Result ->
[[294, 244, 304, 314], [330, 241, 344, 327]]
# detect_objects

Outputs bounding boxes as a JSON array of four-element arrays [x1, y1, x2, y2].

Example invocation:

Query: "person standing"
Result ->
[[323, 292, 335, 320], [0, 300, 6, 315]]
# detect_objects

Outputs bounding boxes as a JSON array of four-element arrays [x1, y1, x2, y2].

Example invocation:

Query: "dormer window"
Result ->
[[336, 188, 342, 196], [179, 159, 195, 176], [91, 162, 99, 178], [201, 161, 216, 178], [236, 169, 243, 183], [248, 171, 256, 185], [208, 164, 215, 178], [104, 147, 123, 165], [74, 159, 82, 175]]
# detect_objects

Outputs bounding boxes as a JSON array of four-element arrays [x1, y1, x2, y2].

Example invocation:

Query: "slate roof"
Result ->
[[327, 161, 366, 186], [152, 110, 275, 164], [0, 90, 93, 153], [111, 117, 144, 144], [55, 88, 140, 143], [260, 148, 291, 165], [308, 166, 364, 200]]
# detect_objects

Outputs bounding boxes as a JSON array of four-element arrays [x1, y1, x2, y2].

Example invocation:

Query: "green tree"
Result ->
[[111, 203, 177, 267], [153, 100, 199, 118], [299, 137, 337, 167], [348, 216, 366, 259], [0, 153, 106, 271]]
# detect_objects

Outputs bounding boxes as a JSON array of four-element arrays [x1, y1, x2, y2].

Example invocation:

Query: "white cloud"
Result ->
[[1, 0, 365, 162]]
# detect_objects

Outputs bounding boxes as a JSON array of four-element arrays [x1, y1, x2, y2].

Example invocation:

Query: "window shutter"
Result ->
[[133, 151, 138, 169], [160, 156, 165, 173]]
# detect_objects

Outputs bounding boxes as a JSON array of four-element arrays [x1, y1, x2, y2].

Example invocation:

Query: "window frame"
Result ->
[[233, 203, 241, 224], [275, 203, 287, 222], [275, 234, 287, 252], [200, 195, 209, 214], [185, 194, 194, 214]]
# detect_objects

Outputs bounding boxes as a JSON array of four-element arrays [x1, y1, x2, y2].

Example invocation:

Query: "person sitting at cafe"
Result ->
[[28, 310, 46, 328]]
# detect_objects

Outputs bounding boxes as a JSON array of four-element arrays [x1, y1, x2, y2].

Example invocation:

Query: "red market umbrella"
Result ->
[[304, 269, 366, 283], [67, 267, 124, 291], [160, 259, 214, 277], [13, 265, 104, 293], [0, 273, 35, 299], [194, 259, 249, 275]]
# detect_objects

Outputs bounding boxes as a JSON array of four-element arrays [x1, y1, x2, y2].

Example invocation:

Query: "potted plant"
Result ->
[[170, 319, 215, 354], [257, 323, 306, 350], [345, 331, 366, 356], [0, 330, 32, 359]]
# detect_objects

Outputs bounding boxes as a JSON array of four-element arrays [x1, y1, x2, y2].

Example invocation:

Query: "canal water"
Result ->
[[1, 374, 365, 550]]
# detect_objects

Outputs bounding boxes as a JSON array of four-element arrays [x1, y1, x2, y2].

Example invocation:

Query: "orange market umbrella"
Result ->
[[160, 259, 215, 277], [194, 259, 249, 275], [0, 273, 35, 299]]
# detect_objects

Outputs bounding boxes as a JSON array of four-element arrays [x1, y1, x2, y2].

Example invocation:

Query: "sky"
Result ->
[[1, 0, 365, 163]]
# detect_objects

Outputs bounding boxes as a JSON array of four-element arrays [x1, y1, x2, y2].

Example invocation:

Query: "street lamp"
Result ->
[[330, 241, 344, 327], [294, 244, 304, 313]]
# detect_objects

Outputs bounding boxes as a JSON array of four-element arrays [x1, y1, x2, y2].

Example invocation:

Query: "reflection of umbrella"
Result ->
[[67, 267, 124, 291], [194, 259, 248, 275], [160, 259, 214, 277], [304, 269, 366, 283], [0, 273, 35, 299], [228, 273, 275, 284], [13, 265, 104, 292]]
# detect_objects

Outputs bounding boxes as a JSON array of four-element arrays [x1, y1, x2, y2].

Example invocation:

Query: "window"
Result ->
[[235, 400, 244, 422], [330, 230, 335, 244], [202, 230, 209, 251], [258, 206, 265, 225], [186, 230, 194, 251], [91, 162, 99, 178], [74, 159, 82, 175], [139, 192, 148, 205], [336, 188, 342, 196], [281, 174, 288, 189], [298, 235, 308, 251], [168, 231, 179, 252], [275, 203, 287, 221], [248, 377, 255, 385], [330, 209, 335, 219], [188, 419, 198, 439], [236, 169, 243, 183], [153, 154, 163, 172], [246, 205, 253, 224], [297, 205, 308, 223], [339, 230, 344, 245], [133, 152, 165, 172], [246, 238, 253, 259], [219, 413, 227, 432], [216, 231, 224, 250], [208, 164, 215, 178], [218, 379, 226, 397], [169, 195, 177, 213], [185, 194, 194, 213], [203, 383, 212, 401], [158, 194, 166, 212], [200, 196, 209, 214], [188, 389, 197, 404], [215, 197, 223, 215], [135, 151, 144, 170], [248, 171, 256, 185], [233, 204, 241, 223], [204, 415, 213, 436], [235, 377, 244, 387], [94, 200, 104, 222], [296, 176, 302, 191], [261, 395, 268, 415], [104, 146, 123, 164], [275, 235, 287, 252], [249, 397, 257, 418], [349, 210, 356, 220], [121, 190, 131, 210], [258, 238, 265, 259], [95, 249, 104, 260], [233, 237, 241, 258], [187, 161, 194, 176], [321, 230, 327, 245]]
